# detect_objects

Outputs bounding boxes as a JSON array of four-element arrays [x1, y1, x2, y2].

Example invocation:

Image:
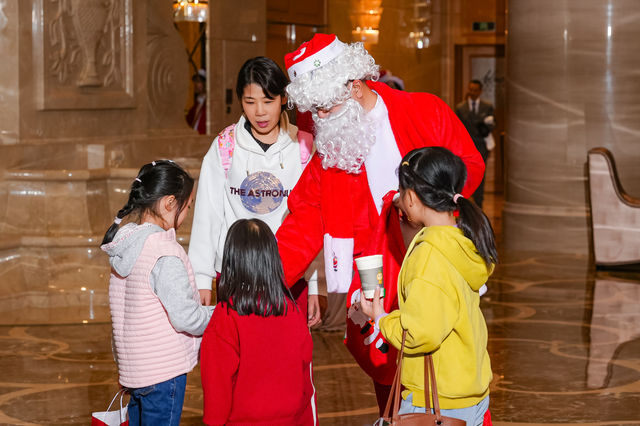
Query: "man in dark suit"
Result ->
[[455, 80, 495, 208]]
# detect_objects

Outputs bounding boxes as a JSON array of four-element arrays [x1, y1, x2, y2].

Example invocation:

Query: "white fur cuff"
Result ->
[[323, 234, 354, 293]]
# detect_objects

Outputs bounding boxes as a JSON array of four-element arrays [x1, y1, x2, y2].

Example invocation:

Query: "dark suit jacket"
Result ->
[[455, 99, 494, 158]]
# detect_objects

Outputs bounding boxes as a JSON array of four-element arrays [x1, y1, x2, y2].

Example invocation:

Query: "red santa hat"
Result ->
[[284, 33, 347, 81]]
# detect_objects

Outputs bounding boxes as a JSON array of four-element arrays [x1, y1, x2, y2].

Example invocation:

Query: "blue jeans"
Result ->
[[127, 374, 187, 426], [399, 393, 490, 426]]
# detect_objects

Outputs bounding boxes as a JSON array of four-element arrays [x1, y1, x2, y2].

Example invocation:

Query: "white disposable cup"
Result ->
[[355, 254, 385, 299]]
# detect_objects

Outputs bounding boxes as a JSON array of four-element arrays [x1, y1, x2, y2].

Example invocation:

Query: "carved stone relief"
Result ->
[[33, 0, 134, 109]]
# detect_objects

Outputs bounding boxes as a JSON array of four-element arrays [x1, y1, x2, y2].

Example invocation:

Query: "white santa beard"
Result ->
[[313, 99, 376, 174]]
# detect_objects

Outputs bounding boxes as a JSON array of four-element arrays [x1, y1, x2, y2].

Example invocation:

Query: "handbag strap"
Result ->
[[383, 330, 446, 423], [382, 331, 404, 420], [382, 366, 398, 419], [423, 354, 431, 412], [426, 354, 444, 420], [383, 330, 431, 422]]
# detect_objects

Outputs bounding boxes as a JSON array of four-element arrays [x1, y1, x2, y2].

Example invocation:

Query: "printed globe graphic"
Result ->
[[240, 171, 285, 214]]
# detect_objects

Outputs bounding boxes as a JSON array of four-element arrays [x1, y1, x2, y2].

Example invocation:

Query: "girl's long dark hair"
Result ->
[[236, 56, 289, 104], [101, 160, 194, 245], [218, 219, 295, 316], [398, 147, 498, 267]]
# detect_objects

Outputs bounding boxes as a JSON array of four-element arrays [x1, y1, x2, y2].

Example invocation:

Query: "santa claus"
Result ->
[[276, 33, 485, 413]]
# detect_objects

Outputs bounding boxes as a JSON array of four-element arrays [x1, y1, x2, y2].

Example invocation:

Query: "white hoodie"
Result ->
[[189, 114, 319, 292]]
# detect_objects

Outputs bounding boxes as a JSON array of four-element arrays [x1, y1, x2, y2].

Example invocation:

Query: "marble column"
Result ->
[[504, 0, 640, 254]]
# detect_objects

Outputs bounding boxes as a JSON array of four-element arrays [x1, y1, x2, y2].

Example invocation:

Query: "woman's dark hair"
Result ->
[[235, 56, 289, 103], [218, 218, 295, 316], [101, 160, 194, 245], [398, 147, 498, 267]]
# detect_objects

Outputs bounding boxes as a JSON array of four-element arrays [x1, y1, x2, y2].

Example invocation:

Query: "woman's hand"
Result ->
[[307, 294, 322, 327], [199, 289, 212, 306], [359, 287, 385, 320]]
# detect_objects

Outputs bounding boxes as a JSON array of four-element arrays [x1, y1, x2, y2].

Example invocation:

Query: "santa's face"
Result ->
[[312, 98, 376, 174]]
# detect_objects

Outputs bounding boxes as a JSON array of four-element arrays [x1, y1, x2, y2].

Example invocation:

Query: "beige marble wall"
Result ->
[[0, 0, 19, 146], [324, 0, 445, 95], [324, 0, 506, 102], [0, 0, 211, 319], [504, 0, 640, 253]]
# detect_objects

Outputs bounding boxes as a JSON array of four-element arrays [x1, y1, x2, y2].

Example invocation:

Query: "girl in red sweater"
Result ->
[[200, 218, 315, 425]]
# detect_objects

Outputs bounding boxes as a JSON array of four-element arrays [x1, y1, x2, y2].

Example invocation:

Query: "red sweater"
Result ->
[[200, 300, 314, 425]]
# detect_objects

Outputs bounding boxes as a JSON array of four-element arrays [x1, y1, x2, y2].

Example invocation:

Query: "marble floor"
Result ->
[[1, 193, 639, 425]]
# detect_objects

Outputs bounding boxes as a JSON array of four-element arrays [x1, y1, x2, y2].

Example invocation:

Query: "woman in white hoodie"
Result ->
[[189, 57, 321, 325]]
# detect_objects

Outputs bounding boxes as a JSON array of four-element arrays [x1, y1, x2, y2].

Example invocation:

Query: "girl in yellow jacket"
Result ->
[[361, 146, 497, 426]]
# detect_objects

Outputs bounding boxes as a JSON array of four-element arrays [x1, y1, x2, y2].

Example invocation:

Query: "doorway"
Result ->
[[455, 44, 505, 195]]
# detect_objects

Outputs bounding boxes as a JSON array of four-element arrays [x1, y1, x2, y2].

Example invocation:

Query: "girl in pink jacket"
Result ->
[[101, 160, 213, 426]]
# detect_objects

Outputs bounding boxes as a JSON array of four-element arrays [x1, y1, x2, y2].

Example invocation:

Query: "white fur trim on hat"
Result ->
[[287, 38, 347, 81]]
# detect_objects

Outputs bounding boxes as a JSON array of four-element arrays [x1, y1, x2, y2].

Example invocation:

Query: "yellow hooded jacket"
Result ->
[[379, 225, 493, 409]]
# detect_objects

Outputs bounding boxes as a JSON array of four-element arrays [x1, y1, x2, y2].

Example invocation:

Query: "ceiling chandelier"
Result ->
[[173, 0, 208, 23], [403, 0, 431, 49], [350, 0, 383, 45]]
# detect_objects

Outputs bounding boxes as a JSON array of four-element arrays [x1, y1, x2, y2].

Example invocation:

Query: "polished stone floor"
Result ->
[[1, 193, 639, 425]]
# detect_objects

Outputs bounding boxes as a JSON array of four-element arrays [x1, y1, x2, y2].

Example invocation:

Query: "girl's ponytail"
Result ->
[[101, 201, 136, 245], [455, 195, 498, 267], [398, 146, 498, 268], [100, 160, 194, 246]]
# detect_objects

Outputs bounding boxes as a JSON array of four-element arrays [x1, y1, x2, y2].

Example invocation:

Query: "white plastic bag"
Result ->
[[91, 388, 128, 426]]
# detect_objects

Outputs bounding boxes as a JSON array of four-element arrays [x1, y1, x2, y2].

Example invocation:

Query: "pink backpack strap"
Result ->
[[297, 130, 314, 165], [217, 124, 236, 176]]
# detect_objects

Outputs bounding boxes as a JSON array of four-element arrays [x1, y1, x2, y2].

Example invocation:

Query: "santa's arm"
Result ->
[[434, 96, 485, 197], [277, 155, 325, 287]]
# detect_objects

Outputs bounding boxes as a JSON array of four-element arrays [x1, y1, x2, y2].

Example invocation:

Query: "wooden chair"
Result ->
[[587, 147, 640, 266]]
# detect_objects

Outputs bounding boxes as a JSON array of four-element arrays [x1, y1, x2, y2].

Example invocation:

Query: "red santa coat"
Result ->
[[276, 81, 484, 384], [278, 81, 484, 286]]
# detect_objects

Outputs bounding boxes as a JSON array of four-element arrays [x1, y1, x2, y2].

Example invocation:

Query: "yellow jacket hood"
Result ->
[[417, 225, 492, 291]]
